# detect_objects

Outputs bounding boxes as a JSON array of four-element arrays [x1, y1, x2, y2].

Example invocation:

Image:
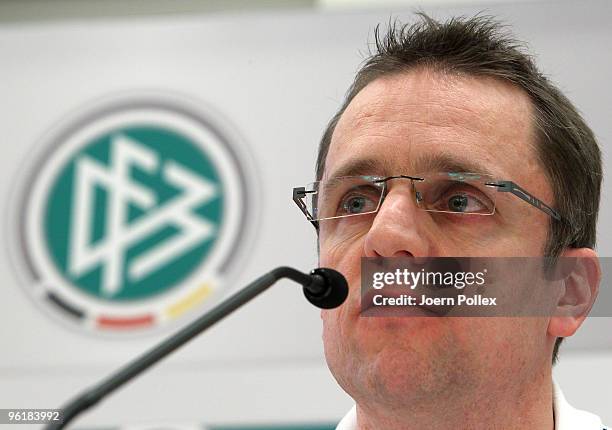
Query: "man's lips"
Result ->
[[357, 256, 474, 317]]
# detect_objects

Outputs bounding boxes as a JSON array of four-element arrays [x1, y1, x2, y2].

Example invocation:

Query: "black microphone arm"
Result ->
[[45, 266, 348, 430]]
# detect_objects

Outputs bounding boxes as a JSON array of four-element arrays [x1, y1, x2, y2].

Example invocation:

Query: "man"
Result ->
[[292, 14, 607, 430]]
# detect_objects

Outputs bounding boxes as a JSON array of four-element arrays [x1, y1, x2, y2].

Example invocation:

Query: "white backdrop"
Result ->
[[0, 0, 610, 428]]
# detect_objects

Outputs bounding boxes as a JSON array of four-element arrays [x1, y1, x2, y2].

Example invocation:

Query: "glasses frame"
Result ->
[[292, 173, 561, 229]]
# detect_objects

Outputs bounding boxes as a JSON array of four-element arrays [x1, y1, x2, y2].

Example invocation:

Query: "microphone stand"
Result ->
[[45, 266, 347, 430]]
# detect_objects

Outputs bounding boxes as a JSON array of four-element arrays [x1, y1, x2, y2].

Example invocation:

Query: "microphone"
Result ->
[[45, 266, 348, 430], [303, 267, 349, 309]]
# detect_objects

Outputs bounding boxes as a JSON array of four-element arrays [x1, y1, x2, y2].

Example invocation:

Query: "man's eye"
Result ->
[[436, 191, 490, 213], [338, 194, 377, 215], [423, 181, 494, 214], [447, 194, 470, 212]]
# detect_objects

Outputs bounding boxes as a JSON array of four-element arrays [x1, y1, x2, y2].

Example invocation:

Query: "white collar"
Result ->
[[552, 380, 607, 430], [336, 381, 607, 430]]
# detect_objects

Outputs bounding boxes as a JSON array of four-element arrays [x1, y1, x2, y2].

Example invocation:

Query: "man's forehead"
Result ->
[[324, 69, 539, 182], [339, 69, 531, 124]]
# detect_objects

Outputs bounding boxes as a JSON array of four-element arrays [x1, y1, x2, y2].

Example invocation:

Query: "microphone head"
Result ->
[[303, 268, 348, 309]]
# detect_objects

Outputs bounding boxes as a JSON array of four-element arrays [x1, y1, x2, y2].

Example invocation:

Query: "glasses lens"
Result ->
[[304, 176, 384, 221], [413, 172, 497, 215]]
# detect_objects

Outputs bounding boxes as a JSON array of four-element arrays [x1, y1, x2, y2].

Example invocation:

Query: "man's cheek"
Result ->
[[319, 242, 344, 267], [319, 226, 366, 260], [321, 309, 344, 350], [320, 244, 362, 279], [321, 307, 343, 327]]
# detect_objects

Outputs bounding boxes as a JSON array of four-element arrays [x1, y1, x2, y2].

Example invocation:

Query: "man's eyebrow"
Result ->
[[326, 158, 387, 179]]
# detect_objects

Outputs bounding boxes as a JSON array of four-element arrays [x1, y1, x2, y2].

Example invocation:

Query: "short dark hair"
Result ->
[[315, 13, 602, 364]]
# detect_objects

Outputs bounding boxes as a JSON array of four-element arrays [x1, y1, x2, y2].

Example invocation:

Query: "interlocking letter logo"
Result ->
[[16, 94, 253, 333], [69, 135, 218, 297]]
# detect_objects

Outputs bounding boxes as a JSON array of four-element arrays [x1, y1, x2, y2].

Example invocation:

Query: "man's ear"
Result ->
[[547, 248, 601, 338]]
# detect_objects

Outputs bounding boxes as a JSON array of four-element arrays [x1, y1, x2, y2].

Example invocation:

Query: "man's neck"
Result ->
[[354, 372, 554, 430]]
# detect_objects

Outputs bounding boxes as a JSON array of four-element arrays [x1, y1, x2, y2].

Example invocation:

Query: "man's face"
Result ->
[[320, 69, 556, 406]]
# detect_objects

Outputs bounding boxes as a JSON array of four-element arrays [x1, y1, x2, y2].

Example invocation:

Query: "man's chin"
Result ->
[[340, 347, 456, 408], [347, 318, 446, 364]]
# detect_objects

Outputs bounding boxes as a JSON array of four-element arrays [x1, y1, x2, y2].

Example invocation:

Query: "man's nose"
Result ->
[[363, 185, 432, 258]]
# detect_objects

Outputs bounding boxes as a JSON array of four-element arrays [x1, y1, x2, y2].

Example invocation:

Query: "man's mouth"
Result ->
[[358, 256, 477, 317]]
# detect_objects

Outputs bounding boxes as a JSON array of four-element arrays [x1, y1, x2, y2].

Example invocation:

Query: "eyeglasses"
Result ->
[[292, 172, 561, 228]]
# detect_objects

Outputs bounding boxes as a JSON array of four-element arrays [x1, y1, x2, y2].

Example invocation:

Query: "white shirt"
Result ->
[[336, 381, 608, 429]]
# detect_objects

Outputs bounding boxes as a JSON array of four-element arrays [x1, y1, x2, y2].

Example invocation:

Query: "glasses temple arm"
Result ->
[[490, 181, 561, 221]]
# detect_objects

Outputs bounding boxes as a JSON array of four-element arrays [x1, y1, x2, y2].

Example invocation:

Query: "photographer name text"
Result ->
[[372, 294, 496, 306]]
